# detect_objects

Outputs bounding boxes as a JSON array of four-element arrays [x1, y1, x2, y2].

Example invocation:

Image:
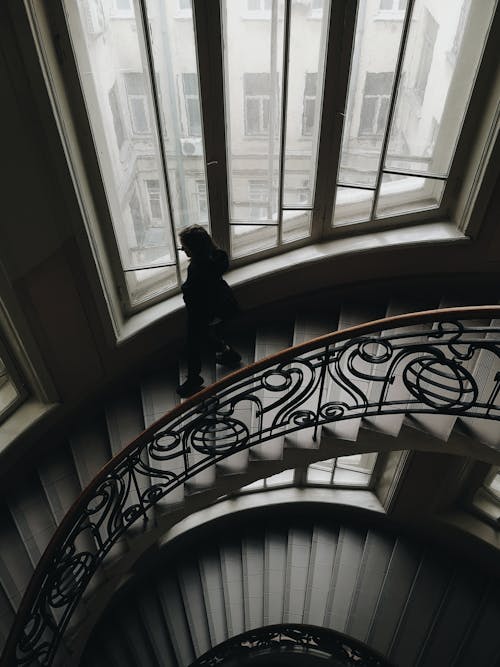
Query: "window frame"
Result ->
[[0, 331, 28, 426], [27, 0, 500, 317]]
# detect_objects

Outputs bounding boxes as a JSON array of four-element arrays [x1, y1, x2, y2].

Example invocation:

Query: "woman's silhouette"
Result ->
[[177, 225, 241, 397]]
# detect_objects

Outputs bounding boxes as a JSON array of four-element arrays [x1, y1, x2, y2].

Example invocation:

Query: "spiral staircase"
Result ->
[[80, 508, 500, 667], [0, 286, 499, 666]]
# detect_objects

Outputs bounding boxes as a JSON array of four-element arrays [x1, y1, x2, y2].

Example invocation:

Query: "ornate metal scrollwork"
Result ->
[[190, 624, 392, 666], [3, 309, 500, 666]]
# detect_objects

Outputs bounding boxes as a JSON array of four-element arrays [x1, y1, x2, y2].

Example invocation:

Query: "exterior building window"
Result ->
[[310, 0, 323, 18], [450, 1, 470, 63], [182, 73, 202, 136], [414, 9, 439, 103], [302, 73, 317, 136], [125, 73, 151, 134], [379, 0, 407, 10], [359, 72, 392, 136], [108, 82, 125, 149], [146, 180, 162, 223], [249, 180, 270, 220], [112, 0, 134, 17], [247, 0, 272, 14], [244, 73, 271, 136], [130, 190, 145, 248], [196, 181, 208, 222]]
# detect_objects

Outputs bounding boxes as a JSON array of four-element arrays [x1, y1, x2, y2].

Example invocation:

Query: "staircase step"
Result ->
[[140, 368, 185, 508], [215, 328, 255, 475], [363, 296, 438, 438], [251, 321, 294, 461], [286, 308, 339, 450], [324, 300, 386, 443]]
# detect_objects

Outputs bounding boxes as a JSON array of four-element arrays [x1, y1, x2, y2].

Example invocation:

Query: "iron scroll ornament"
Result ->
[[190, 624, 392, 666], [3, 307, 500, 666]]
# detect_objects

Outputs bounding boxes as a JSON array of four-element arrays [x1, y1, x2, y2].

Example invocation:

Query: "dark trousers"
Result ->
[[186, 312, 226, 379]]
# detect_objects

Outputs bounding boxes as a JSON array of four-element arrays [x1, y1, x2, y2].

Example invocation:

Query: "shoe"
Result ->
[[176, 375, 204, 398], [216, 346, 242, 369]]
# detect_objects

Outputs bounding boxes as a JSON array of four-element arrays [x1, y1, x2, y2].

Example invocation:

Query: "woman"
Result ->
[[177, 225, 241, 397]]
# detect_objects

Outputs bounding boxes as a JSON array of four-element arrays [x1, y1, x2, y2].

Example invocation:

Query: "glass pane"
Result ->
[[145, 0, 210, 231], [241, 479, 265, 491], [282, 0, 330, 208], [307, 458, 335, 484], [265, 469, 294, 487], [338, 0, 406, 188], [282, 211, 311, 243], [307, 466, 332, 484], [385, 0, 496, 177], [125, 265, 178, 306], [375, 174, 444, 217], [223, 1, 285, 229], [64, 1, 178, 293], [336, 453, 377, 474], [230, 225, 278, 259], [332, 467, 371, 486], [332, 187, 374, 226]]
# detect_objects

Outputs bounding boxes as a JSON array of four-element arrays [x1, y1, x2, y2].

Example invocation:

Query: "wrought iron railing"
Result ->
[[3, 307, 500, 666], [191, 623, 392, 665]]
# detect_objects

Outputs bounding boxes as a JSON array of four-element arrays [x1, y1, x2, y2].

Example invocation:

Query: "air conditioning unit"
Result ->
[[81, 0, 106, 36], [180, 137, 203, 157]]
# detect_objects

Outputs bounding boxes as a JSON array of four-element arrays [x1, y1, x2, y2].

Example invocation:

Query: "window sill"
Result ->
[[115, 220, 467, 344]]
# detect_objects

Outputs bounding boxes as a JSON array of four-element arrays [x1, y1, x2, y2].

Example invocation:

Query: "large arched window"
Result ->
[[30, 0, 498, 312]]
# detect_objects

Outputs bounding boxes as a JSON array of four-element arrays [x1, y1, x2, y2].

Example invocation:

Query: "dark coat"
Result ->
[[182, 249, 238, 321]]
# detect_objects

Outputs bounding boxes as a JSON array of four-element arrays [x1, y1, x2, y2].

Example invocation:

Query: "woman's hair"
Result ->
[[179, 225, 217, 259]]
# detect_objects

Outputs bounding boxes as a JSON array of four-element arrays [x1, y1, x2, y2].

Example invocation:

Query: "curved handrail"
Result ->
[[3, 306, 500, 666]]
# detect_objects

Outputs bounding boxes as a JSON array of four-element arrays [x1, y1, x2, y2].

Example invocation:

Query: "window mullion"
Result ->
[[312, 0, 357, 241], [277, 0, 292, 246], [137, 0, 182, 286], [193, 0, 229, 253], [369, 0, 416, 221]]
